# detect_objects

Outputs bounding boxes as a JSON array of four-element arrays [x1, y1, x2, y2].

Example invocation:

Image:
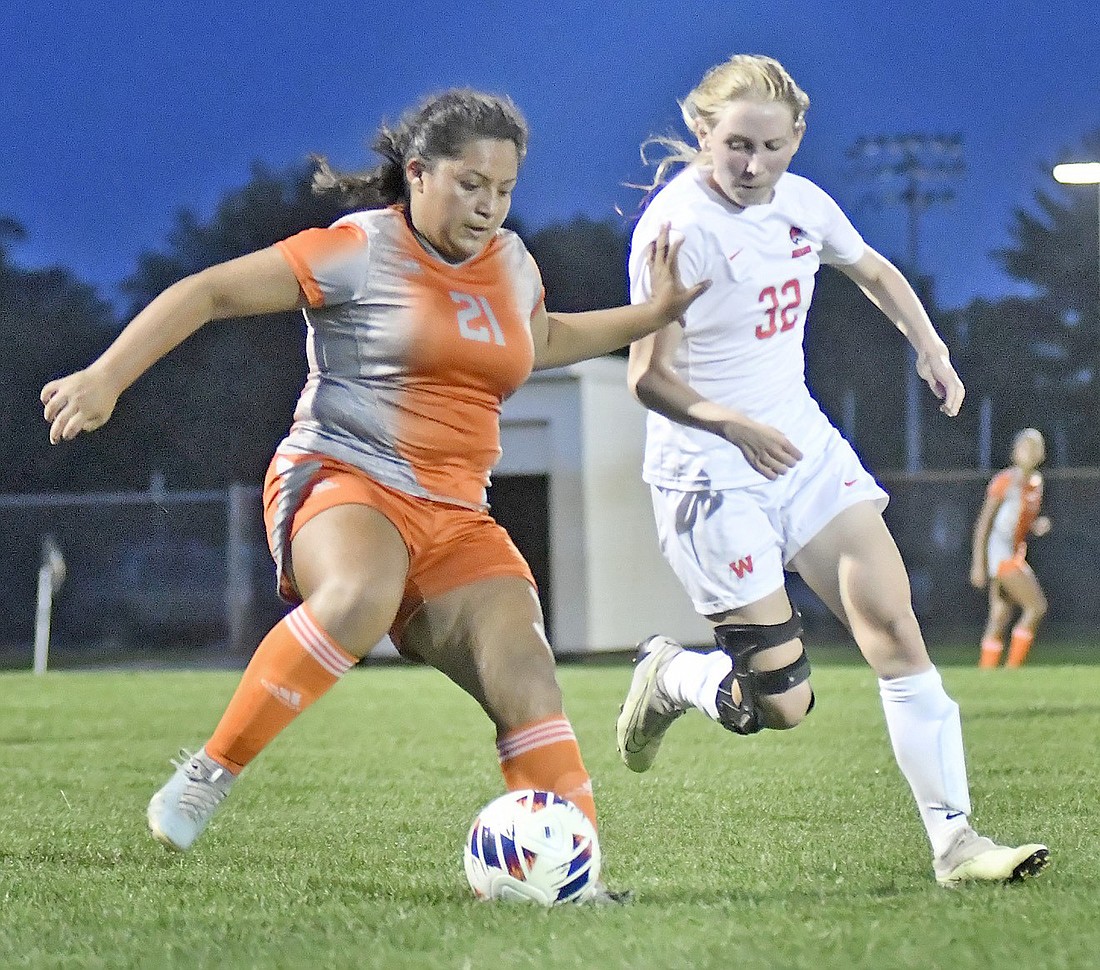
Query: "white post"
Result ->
[[905, 346, 921, 473], [33, 564, 53, 675], [33, 536, 66, 675], [224, 483, 254, 655], [978, 396, 993, 470]]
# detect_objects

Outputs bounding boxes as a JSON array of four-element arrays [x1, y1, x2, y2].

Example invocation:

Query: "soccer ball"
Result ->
[[463, 789, 602, 905]]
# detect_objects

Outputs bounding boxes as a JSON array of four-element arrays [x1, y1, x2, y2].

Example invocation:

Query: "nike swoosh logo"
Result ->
[[945, 811, 964, 820], [843, 479, 857, 487]]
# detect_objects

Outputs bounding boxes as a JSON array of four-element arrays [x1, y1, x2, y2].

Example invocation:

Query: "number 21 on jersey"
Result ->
[[451, 291, 505, 346], [756, 279, 802, 339]]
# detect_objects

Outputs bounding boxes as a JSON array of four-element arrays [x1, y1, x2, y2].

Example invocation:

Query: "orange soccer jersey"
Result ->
[[274, 206, 544, 510], [985, 467, 1043, 577]]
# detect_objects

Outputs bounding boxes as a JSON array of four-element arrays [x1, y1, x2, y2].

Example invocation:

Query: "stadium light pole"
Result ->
[[1053, 161, 1100, 308]]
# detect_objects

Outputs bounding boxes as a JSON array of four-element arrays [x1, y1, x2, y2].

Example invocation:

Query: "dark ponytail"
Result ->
[[311, 88, 528, 210]]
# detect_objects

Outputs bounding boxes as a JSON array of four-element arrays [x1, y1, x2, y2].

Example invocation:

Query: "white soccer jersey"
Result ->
[[629, 167, 866, 489], [984, 467, 1042, 576]]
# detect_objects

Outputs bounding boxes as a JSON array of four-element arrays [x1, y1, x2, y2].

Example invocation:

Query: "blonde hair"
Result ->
[[1013, 428, 1046, 450], [636, 54, 810, 198]]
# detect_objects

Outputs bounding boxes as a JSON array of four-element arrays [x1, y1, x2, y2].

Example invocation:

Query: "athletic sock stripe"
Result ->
[[500, 718, 576, 751], [286, 607, 356, 677], [504, 716, 575, 746], [286, 609, 346, 677], [497, 729, 578, 762], [292, 607, 356, 675], [497, 718, 577, 762]]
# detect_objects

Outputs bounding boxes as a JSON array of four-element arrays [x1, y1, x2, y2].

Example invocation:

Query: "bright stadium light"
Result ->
[[1053, 162, 1100, 184], [1053, 161, 1100, 306]]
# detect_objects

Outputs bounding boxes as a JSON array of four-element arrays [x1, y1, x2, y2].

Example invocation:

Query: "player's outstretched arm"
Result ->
[[41, 247, 303, 444], [839, 246, 965, 417], [532, 223, 709, 370]]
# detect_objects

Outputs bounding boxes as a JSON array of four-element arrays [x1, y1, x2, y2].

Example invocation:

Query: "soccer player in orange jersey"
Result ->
[[40, 88, 707, 901], [970, 428, 1051, 668]]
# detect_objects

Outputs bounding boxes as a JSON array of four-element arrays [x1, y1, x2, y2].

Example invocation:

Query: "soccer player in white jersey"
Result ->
[[614, 54, 1050, 886]]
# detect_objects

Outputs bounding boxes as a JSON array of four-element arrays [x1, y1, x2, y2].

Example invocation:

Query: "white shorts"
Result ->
[[650, 431, 888, 616], [985, 536, 1016, 580]]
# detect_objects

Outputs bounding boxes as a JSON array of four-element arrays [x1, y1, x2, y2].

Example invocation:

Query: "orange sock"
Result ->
[[497, 715, 597, 830], [206, 604, 357, 773], [1006, 627, 1035, 668], [979, 637, 1003, 668]]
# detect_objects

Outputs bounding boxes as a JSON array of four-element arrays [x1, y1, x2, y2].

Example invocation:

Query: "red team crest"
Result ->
[[789, 226, 811, 258], [728, 556, 754, 579]]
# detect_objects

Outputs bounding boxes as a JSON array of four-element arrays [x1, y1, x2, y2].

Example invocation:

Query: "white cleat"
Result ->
[[616, 635, 686, 773], [934, 827, 1050, 887], [147, 748, 236, 852]]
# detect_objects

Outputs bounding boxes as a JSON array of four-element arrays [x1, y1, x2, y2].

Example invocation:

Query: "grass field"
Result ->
[[2, 652, 1098, 969]]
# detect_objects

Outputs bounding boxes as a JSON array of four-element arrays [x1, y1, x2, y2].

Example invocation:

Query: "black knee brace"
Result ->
[[713, 609, 813, 735]]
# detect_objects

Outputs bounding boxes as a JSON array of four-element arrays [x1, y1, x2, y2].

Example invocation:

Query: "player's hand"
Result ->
[[646, 222, 711, 326], [916, 344, 964, 417], [969, 562, 987, 590], [721, 415, 802, 480], [1031, 515, 1052, 538], [41, 367, 120, 444]]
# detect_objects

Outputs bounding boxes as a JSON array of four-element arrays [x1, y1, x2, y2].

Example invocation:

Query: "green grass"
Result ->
[[1, 658, 1098, 969]]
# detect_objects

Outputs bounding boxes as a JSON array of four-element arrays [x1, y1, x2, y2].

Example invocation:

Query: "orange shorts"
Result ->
[[994, 553, 1028, 580], [262, 451, 535, 645]]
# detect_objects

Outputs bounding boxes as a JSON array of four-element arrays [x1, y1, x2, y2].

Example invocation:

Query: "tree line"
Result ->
[[5, 131, 1099, 496]]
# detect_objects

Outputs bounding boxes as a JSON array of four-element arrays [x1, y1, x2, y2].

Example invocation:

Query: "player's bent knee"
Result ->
[[713, 610, 813, 736], [484, 663, 563, 733], [758, 681, 815, 730], [306, 576, 403, 650]]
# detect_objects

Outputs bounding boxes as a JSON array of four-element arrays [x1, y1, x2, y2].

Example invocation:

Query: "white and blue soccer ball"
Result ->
[[463, 789, 602, 905]]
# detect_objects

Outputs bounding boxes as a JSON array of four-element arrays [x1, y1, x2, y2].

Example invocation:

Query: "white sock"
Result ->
[[878, 667, 972, 858], [662, 649, 732, 720]]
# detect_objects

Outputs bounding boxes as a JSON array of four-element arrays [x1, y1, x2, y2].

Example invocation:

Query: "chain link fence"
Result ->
[[0, 480, 280, 669], [793, 468, 1100, 649], [3, 468, 1098, 669]]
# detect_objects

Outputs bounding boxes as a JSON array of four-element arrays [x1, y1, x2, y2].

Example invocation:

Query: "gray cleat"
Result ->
[[148, 747, 236, 852], [616, 635, 686, 773]]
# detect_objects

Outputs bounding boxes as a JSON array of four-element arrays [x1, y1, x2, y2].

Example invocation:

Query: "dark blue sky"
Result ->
[[4, 1, 1098, 311]]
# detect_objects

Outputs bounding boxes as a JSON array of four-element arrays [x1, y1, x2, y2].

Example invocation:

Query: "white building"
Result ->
[[495, 357, 712, 655]]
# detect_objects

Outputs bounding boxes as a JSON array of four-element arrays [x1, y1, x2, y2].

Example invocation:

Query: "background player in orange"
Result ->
[[970, 428, 1051, 668], [40, 88, 706, 900]]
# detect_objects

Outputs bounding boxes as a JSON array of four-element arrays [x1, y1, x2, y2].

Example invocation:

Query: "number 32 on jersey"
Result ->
[[756, 278, 802, 340]]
